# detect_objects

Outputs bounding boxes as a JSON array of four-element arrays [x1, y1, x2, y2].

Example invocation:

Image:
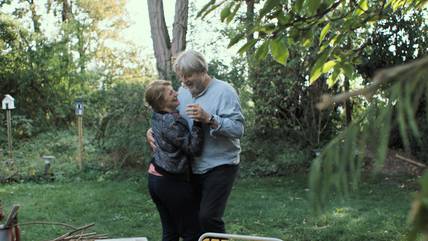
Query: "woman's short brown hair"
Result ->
[[144, 80, 172, 112]]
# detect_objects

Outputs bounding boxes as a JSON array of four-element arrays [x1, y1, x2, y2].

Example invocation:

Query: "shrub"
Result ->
[[95, 81, 151, 168], [240, 131, 313, 177]]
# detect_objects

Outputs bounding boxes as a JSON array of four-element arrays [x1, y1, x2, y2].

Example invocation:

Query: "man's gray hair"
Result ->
[[173, 50, 208, 77]]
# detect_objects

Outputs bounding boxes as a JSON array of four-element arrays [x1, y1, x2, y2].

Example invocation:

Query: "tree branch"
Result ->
[[316, 55, 428, 110]]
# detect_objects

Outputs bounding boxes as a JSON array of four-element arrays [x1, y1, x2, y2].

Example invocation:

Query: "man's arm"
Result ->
[[207, 89, 244, 138], [185, 94, 244, 139]]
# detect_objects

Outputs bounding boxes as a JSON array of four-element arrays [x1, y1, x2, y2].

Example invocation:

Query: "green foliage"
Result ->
[[0, 1, 149, 135], [250, 55, 340, 148], [198, 0, 426, 84], [95, 81, 151, 168], [409, 172, 428, 240], [0, 128, 101, 181], [358, 9, 428, 80], [0, 15, 92, 132], [240, 134, 312, 177]]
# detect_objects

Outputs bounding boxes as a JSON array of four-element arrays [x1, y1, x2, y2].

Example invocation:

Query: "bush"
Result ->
[[0, 128, 100, 181], [240, 131, 313, 177], [94, 81, 151, 168]]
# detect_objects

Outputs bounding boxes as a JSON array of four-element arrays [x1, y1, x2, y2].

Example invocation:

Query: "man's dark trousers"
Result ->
[[192, 164, 239, 234]]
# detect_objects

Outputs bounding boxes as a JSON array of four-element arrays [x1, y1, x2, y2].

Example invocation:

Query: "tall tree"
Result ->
[[147, 0, 188, 81]]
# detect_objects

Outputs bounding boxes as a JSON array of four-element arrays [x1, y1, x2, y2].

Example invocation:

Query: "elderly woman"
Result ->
[[148, 50, 245, 236], [145, 80, 203, 241]]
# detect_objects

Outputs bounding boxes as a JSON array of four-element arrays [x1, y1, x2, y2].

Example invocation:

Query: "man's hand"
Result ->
[[146, 128, 156, 151], [185, 104, 210, 123]]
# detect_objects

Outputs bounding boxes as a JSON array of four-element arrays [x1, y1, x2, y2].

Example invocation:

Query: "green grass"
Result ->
[[0, 173, 416, 241]]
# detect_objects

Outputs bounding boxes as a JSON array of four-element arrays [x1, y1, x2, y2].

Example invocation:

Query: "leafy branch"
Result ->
[[316, 55, 428, 110]]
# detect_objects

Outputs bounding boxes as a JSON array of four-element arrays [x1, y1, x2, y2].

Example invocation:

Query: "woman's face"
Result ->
[[162, 85, 179, 112]]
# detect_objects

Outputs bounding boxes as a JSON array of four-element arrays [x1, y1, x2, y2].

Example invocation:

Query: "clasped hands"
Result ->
[[146, 104, 211, 150]]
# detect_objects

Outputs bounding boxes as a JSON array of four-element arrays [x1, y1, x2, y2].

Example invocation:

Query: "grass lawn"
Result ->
[[0, 173, 416, 241]]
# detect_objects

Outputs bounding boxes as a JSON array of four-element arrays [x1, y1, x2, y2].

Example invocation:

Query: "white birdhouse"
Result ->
[[75, 99, 84, 115], [2, 94, 15, 110]]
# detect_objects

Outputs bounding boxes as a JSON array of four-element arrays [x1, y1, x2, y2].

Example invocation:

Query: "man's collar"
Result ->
[[195, 77, 215, 98]]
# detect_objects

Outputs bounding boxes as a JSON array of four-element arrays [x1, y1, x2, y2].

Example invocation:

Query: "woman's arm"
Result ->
[[163, 118, 204, 157]]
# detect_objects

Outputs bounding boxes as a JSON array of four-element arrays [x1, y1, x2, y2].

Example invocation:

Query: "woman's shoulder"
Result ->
[[159, 112, 188, 129]]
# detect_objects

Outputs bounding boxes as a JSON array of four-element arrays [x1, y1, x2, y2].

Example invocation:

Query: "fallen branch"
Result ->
[[18, 221, 77, 230], [396, 154, 426, 168], [49, 223, 98, 241]]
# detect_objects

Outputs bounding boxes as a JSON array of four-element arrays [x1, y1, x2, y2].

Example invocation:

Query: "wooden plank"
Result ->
[[95, 238, 148, 241], [4, 205, 19, 228]]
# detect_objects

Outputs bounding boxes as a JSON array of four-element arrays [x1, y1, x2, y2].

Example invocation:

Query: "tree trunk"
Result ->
[[171, 0, 188, 56], [28, 0, 41, 32], [147, 0, 188, 81], [245, 0, 255, 58], [62, 0, 72, 22], [245, 0, 256, 97], [344, 77, 353, 126]]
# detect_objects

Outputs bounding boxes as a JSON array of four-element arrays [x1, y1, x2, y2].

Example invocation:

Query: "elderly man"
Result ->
[[147, 49, 244, 235]]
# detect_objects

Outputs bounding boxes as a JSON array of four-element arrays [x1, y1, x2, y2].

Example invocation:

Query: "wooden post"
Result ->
[[6, 109, 13, 161], [2, 94, 15, 167], [76, 115, 83, 170], [75, 98, 84, 170]]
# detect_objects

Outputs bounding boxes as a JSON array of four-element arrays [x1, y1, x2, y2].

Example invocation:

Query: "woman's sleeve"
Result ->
[[163, 120, 204, 157]]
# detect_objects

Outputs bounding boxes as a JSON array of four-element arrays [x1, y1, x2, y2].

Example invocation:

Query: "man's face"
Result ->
[[179, 73, 206, 97]]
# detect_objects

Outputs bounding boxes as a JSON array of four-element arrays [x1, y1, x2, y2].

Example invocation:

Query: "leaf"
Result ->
[[322, 60, 336, 73], [293, 0, 305, 12], [326, 68, 339, 87], [392, 0, 404, 11], [394, 86, 411, 150], [220, 2, 233, 22], [196, 0, 216, 18], [307, 0, 321, 15], [226, 2, 241, 24], [374, 107, 392, 171], [302, 29, 314, 47], [319, 23, 331, 44], [341, 63, 354, 79], [277, 12, 290, 25], [360, 0, 368, 11], [270, 37, 289, 65], [254, 23, 277, 34], [259, 0, 280, 19], [228, 33, 245, 48], [309, 66, 323, 84], [254, 40, 270, 62], [404, 79, 421, 138], [309, 50, 330, 84], [355, 0, 368, 15], [303, 38, 312, 47], [237, 39, 258, 55], [201, 1, 225, 19]]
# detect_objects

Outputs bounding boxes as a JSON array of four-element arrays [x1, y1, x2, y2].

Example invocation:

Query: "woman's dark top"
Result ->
[[151, 111, 204, 177]]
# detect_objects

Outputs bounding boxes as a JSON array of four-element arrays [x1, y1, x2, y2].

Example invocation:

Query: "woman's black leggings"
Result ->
[[148, 174, 201, 241]]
